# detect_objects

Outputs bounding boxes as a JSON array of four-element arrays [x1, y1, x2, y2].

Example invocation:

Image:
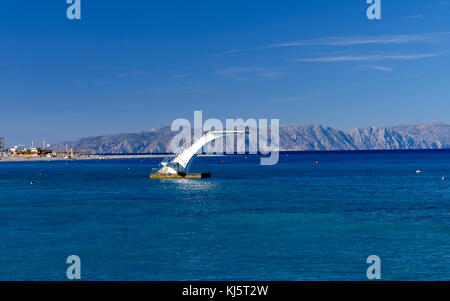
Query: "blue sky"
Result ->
[[1, 0, 450, 145]]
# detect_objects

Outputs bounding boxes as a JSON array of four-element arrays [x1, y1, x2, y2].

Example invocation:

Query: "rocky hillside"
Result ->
[[51, 122, 450, 154]]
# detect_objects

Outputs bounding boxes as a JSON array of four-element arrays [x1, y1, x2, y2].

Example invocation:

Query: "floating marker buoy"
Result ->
[[416, 170, 423, 174], [315, 161, 319, 164], [442, 177, 445, 181], [30, 181, 34, 185]]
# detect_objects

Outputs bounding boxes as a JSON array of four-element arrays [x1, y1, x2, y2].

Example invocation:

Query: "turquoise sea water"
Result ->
[[0, 152, 449, 280]]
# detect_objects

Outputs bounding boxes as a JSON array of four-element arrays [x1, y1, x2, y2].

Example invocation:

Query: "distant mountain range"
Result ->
[[51, 122, 450, 154]]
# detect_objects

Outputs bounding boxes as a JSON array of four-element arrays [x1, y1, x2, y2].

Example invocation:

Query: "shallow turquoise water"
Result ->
[[0, 152, 449, 280]]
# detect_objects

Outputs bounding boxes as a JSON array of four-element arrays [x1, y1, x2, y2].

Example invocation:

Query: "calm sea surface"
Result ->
[[0, 152, 449, 280]]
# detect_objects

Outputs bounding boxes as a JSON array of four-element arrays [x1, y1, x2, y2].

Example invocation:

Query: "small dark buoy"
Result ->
[[221, 160, 224, 163], [39, 172, 44, 176]]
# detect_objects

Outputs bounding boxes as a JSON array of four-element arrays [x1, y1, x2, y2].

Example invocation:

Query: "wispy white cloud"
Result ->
[[115, 71, 148, 78], [263, 34, 441, 48], [171, 74, 188, 79], [212, 49, 242, 56], [294, 53, 440, 62], [266, 96, 302, 103], [212, 32, 450, 56], [266, 93, 327, 103], [368, 65, 393, 72], [145, 85, 203, 94], [214, 67, 285, 81], [405, 14, 424, 19]]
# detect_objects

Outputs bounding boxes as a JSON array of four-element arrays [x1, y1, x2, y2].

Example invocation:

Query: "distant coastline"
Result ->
[[0, 153, 226, 163], [2, 149, 450, 163]]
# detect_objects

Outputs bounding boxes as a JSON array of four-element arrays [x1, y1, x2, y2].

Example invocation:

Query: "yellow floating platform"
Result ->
[[150, 172, 211, 179]]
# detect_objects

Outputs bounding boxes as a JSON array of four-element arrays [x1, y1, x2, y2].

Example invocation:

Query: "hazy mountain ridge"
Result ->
[[51, 122, 450, 154]]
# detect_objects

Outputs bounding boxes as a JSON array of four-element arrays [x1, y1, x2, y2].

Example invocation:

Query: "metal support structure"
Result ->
[[155, 130, 246, 175]]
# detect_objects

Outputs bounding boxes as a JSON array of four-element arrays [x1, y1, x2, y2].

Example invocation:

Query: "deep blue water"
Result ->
[[0, 152, 449, 280]]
